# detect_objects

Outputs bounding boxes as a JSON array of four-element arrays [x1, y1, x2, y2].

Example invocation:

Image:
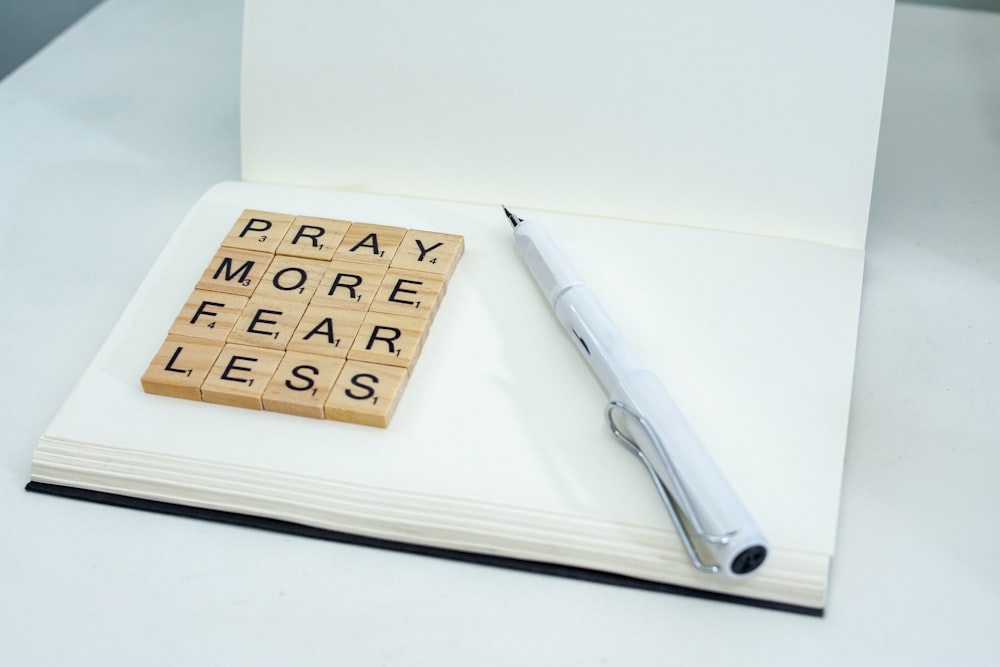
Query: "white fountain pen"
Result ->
[[505, 206, 768, 576]]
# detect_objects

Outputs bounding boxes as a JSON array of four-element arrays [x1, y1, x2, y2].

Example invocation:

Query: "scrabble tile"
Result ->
[[390, 228, 465, 279], [276, 216, 351, 261], [141, 336, 224, 401], [196, 247, 273, 297], [311, 260, 388, 311], [324, 360, 409, 428], [262, 351, 346, 419], [145, 209, 464, 428], [333, 222, 407, 264], [201, 343, 285, 410], [227, 296, 308, 350], [369, 268, 445, 321], [222, 209, 295, 253], [348, 311, 430, 369], [254, 254, 327, 303], [169, 290, 249, 342], [286, 304, 366, 359]]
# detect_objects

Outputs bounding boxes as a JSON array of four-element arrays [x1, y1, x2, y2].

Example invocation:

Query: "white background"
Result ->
[[1, 1, 997, 664]]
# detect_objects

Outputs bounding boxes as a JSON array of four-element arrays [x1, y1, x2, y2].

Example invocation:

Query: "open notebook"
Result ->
[[28, 1, 895, 614]]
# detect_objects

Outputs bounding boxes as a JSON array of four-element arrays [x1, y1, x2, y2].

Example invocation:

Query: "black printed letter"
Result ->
[[345, 373, 378, 400]]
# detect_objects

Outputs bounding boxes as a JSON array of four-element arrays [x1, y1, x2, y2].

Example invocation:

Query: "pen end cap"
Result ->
[[730, 545, 768, 576]]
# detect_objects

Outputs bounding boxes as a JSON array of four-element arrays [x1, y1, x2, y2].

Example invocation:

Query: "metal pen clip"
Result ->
[[606, 400, 737, 574]]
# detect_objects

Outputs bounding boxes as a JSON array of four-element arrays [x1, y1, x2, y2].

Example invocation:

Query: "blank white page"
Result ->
[[241, 0, 893, 248], [41, 181, 862, 570]]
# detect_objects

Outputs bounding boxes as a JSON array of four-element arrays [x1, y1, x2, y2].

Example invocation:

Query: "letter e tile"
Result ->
[[228, 296, 307, 350], [201, 344, 284, 410]]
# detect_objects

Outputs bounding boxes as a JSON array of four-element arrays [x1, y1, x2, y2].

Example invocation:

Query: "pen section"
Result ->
[[140, 210, 463, 427]]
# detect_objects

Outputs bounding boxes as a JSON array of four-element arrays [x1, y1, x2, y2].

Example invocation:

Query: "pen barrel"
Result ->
[[556, 291, 768, 575], [513, 219, 585, 306], [619, 371, 767, 572], [512, 214, 767, 575], [514, 218, 645, 385], [552, 285, 645, 390]]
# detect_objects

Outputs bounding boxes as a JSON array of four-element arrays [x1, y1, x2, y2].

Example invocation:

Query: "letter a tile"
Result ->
[[369, 268, 445, 321]]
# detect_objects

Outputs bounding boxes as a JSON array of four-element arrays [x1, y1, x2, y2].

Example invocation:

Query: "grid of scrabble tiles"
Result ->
[[141, 210, 463, 427]]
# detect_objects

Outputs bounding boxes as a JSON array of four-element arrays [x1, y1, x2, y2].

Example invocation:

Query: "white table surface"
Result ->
[[2, 1, 997, 665]]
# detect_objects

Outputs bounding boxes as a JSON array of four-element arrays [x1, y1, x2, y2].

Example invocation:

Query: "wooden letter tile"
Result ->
[[311, 260, 388, 311], [369, 268, 445, 321], [221, 209, 294, 254], [276, 216, 351, 261], [201, 343, 285, 410], [333, 222, 407, 264], [262, 351, 346, 419], [348, 311, 430, 369], [390, 229, 465, 279], [169, 290, 249, 342], [144, 209, 464, 428], [286, 304, 366, 359], [227, 296, 308, 350], [141, 336, 224, 401], [324, 360, 409, 428], [196, 247, 273, 297], [254, 255, 327, 303]]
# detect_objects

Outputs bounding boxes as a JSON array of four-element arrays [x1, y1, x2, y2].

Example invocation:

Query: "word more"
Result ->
[[141, 210, 464, 427]]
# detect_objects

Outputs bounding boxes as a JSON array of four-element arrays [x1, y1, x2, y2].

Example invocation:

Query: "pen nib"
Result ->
[[502, 206, 522, 229]]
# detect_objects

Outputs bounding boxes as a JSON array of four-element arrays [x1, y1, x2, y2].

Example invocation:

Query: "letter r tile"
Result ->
[[347, 311, 430, 369], [311, 260, 388, 311], [277, 216, 351, 261]]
